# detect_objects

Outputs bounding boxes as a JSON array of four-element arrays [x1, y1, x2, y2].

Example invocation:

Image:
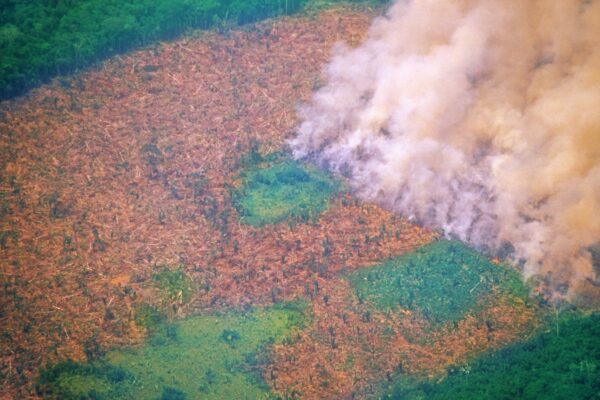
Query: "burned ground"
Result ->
[[0, 6, 538, 399]]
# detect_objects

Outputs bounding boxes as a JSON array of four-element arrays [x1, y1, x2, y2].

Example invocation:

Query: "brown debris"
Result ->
[[0, 7, 535, 400]]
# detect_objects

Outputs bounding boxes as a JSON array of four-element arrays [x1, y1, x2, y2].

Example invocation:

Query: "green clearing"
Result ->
[[347, 240, 530, 325], [233, 158, 341, 226], [37, 301, 308, 399], [384, 312, 600, 400]]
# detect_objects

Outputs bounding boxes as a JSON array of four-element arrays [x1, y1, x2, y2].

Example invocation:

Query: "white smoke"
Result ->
[[291, 0, 600, 296]]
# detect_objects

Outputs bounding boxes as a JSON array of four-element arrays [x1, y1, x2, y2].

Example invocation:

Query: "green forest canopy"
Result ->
[[385, 312, 600, 400], [0, 0, 387, 100]]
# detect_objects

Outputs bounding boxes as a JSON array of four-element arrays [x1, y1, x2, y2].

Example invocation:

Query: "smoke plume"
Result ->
[[290, 0, 600, 297]]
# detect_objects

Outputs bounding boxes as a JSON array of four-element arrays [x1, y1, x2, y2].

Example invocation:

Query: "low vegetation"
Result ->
[[384, 312, 600, 400], [37, 301, 308, 399], [233, 158, 341, 226], [134, 303, 166, 332], [347, 240, 530, 325], [151, 266, 195, 304]]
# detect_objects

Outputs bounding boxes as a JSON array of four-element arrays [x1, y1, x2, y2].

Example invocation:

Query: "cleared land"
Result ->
[[0, 5, 565, 400]]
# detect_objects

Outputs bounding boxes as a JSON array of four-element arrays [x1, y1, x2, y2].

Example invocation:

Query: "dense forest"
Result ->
[[385, 312, 600, 400], [0, 0, 384, 100]]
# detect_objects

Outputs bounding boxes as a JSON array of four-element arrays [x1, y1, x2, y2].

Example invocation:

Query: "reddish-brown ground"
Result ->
[[268, 281, 535, 399], [0, 6, 536, 399]]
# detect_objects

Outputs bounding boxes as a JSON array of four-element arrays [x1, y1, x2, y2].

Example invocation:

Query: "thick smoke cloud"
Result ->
[[291, 0, 600, 297]]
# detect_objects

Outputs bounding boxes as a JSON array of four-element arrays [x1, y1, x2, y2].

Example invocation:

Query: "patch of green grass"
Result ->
[[384, 312, 600, 400], [233, 159, 341, 226], [160, 386, 187, 400], [347, 240, 529, 325], [37, 302, 308, 399], [152, 266, 195, 304], [37, 360, 132, 399]]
